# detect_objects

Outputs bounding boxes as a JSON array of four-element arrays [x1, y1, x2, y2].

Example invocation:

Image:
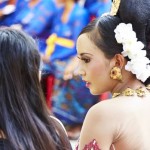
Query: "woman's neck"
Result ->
[[111, 76, 145, 94]]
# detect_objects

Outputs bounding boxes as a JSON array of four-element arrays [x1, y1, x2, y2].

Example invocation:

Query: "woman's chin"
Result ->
[[90, 89, 100, 95]]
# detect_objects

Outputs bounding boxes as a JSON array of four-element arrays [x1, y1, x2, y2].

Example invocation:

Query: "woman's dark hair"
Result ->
[[0, 27, 71, 150], [116, 0, 150, 85], [117, 0, 150, 51], [79, 0, 150, 85], [79, 15, 122, 59]]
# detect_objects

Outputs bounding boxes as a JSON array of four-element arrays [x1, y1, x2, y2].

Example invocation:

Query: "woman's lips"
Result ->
[[82, 80, 91, 88], [85, 82, 91, 88]]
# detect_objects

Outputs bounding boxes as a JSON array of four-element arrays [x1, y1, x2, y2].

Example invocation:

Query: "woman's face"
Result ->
[[76, 33, 114, 95]]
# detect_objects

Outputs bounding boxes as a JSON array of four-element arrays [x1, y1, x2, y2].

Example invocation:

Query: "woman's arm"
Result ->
[[78, 101, 116, 150]]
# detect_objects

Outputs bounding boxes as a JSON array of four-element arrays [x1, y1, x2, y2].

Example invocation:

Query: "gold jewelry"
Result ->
[[146, 84, 150, 90], [112, 87, 146, 98], [110, 66, 122, 81], [110, 0, 121, 16]]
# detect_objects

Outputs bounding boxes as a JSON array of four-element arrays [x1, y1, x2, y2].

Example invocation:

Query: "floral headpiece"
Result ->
[[114, 23, 150, 82]]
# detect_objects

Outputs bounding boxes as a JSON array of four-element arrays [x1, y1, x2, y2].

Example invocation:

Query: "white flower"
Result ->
[[114, 23, 137, 44], [114, 23, 150, 82], [122, 41, 145, 58], [125, 58, 150, 82]]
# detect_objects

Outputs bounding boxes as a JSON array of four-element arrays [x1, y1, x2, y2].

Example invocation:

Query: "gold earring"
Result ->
[[110, 0, 121, 16], [110, 66, 122, 81]]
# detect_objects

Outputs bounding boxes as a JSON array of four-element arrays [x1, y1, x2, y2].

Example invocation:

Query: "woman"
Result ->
[[76, 0, 150, 149], [0, 27, 71, 150]]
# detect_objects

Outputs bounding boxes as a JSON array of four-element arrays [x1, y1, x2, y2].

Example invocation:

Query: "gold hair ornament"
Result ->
[[110, 0, 121, 16]]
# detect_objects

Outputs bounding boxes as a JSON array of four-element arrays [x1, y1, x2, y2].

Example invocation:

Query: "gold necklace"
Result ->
[[112, 85, 150, 98], [146, 84, 150, 90]]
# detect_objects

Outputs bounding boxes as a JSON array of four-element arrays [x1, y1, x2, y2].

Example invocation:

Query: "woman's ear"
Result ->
[[113, 54, 126, 68]]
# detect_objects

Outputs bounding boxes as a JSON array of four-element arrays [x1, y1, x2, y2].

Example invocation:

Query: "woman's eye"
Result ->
[[82, 58, 90, 63], [77, 56, 90, 63]]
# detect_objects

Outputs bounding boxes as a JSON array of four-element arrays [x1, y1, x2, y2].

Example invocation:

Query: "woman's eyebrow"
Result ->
[[80, 53, 93, 56]]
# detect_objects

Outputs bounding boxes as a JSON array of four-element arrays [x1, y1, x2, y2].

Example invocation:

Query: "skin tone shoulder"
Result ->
[[78, 95, 150, 149]]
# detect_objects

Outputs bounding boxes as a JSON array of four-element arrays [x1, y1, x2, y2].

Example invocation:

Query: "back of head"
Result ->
[[115, 0, 150, 52], [0, 27, 71, 150]]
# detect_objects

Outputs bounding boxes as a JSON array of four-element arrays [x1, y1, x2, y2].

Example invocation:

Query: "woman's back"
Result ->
[[114, 95, 150, 149], [89, 93, 150, 150]]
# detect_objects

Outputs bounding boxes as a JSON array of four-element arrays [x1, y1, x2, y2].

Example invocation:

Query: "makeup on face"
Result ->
[[76, 33, 113, 95]]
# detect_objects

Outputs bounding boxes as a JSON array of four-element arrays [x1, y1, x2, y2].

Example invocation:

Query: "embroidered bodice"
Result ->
[[76, 139, 101, 150]]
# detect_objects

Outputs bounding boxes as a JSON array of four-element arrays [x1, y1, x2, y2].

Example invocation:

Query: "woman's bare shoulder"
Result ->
[[78, 100, 121, 149], [93, 95, 150, 120], [89, 97, 137, 121], [78, 98, 137, 149]]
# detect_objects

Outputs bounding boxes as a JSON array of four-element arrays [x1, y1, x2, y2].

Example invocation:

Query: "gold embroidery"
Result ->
[[146, 84, 150, 90], [112, 92, 121, 98], [122, 88, 134, 96]]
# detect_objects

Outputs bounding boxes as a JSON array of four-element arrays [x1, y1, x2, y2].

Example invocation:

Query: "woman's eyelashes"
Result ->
[[78, 56, 91, 63]]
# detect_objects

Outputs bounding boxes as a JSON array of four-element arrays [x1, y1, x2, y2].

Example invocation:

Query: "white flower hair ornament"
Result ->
[[114, 23, 150, 82]]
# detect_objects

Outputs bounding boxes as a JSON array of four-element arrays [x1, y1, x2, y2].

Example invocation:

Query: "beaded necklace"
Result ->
[[112, 84, 150, 98]]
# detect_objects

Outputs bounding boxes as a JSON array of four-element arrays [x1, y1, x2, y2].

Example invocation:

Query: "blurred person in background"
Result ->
[[41, 0, 99, 140], [1, 0, 57, 53], [84, 0, 112, 18], [0, 0, 16, 20]]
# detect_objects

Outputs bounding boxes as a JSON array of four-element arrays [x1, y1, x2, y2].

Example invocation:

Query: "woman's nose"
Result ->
[[75, 66, 86, 76], [79, 70, 86, 76]]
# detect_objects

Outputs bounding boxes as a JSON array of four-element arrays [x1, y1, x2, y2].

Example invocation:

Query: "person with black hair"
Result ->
[[76, 0, 150, 149], [0, 27, 72, 150]]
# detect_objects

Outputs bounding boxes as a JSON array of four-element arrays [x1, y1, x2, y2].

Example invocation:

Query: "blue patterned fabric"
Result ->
[[51, 61, 99, 125], [49, 3, 90, 61], [1, 0, 57, 52], [45, 4, 99, 125], [84, 0, 112, 17], [0, 0, 27, 26], [0, 0, 17, 24], [0, 0, 8, 9]]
